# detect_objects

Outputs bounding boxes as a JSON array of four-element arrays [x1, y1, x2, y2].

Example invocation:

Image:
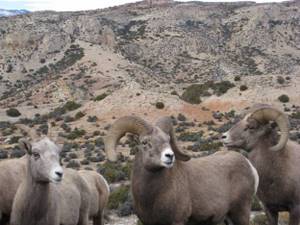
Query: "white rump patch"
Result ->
[[246, 159, 259, 194], [99, 174, 110, 193]]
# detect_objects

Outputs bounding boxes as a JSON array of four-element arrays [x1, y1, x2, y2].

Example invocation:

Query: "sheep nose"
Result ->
[[55, 171, 63, 178], [222, 135, 227, 139], [165, 153, 174, 160]]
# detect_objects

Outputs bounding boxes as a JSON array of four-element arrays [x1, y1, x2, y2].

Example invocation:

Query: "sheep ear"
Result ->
[[19, 138, 32, 155]]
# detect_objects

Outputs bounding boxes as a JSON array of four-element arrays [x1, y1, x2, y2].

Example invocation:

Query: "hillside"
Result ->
[[0, 0, 300, 224]]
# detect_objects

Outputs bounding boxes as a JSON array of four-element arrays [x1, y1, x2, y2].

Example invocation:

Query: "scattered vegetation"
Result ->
[[34, 45, 84, 77], [63, 101, 81, 111], [278, 94, 289, 103], [6, 108, 21, 117], [277, 76, 285, 84], [181, 81, 235, 104], [291, 112, 300, 119], [108, 185, 130, 209], [178, 131, 203, 142], [48, 101, 81, 119], [75, 111, 85, 120], [234, 76, 241, 81], [98, 161, 132, 183], [155, 102, 165, 109], [240, 85, 248, 91], [65, 128, 86, 140], [94, 93, 108, 101]]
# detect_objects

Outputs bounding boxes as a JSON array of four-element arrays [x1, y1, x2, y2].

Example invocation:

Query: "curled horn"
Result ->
[[249, 106, 289, 151], [104, 116, 153, 162], [155, 117, 190, 161]]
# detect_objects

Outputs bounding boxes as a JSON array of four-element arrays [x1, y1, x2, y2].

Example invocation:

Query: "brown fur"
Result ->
[[79, 170, 110, 225], [105, 116, 257, 225], [223, 105, 300, 225], [0, 157, 26, 225], [132, 150, 256, 225]]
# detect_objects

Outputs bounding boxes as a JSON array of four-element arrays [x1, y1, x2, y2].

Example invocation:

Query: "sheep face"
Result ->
[[19, 137, 63, 183], [139, 127, 175, 171], [222, 116, 269, 151]]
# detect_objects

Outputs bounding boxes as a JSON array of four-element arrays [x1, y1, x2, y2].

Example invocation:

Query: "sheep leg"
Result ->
[[93, 214, 104, 225], [77, 213, 89, 225], [0, 214, 10, 225], [264, 207, 278, 225], [289, 205, 300, 225], [228, 204, 251, 225], [78, 217, 89, 225], [171, 222, 184, 225]]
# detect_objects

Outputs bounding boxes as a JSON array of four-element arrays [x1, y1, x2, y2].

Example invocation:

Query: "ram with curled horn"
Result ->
[[222, 104, 300, 225], [105, 115, 259, 225]]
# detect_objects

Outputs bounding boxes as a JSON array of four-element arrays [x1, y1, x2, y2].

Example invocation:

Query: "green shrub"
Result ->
[[251, 196, 262, 211], [98, 161, 132, 183], [277, 76, 285, 84], [291, 112, 300, 119], [198, 141, 223, 152], [234, 76, 241, 81], [63, 101, 81, 111], [94, 93, 108, 101], [181, 81, 235, 104], [278, 94, 289, 103], [66, 128, 86, 140], [75, 111, 85, 120], [177, 113, 186, 121], [87, 116, 98, 122], [211, 81, 235, 96], [181, 84, 204, 104], [251, 214, 268, 225], [108, 185, 130, 209], [6, 108, 21, 117], [9, 136, 22, 144], [171, 90, 178, 95], [240, 85, 248, 91], [178, 131, 203, 142], [155, 102, 165, 109], [137, 220, 143, 225]]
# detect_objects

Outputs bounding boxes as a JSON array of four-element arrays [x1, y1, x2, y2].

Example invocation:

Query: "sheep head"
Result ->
[[19, 137, 63, 183], [222, 104, 289, 152], [105, 116, 191, 171]]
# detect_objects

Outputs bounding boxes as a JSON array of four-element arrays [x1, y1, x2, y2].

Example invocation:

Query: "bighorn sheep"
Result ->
[[0, 157, 26, 225], [105, 116, 259, 225], [79, 170, 110, 225], [222, 104, 300, 225], [10, 137, 90, 225]]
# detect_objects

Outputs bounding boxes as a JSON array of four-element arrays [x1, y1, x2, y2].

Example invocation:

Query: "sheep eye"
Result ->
[[32, 152, 40, 160]]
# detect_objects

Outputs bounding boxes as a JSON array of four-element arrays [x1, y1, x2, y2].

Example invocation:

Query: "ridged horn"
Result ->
[[155, 117, 190, 161], [104, 116, 153, 162], [249, 106, 289, 151]]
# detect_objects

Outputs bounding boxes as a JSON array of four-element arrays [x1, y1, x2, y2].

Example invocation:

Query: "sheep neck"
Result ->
[[21, 161, 52, 225], [248, 133, 288, 181], [132, 152, 177, 209]]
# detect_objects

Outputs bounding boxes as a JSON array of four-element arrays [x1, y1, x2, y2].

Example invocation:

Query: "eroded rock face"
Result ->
[[0, 1, 299, 106]]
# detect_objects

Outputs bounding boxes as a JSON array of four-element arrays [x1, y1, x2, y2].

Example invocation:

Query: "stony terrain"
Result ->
[[0, 0, 300, 224]]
